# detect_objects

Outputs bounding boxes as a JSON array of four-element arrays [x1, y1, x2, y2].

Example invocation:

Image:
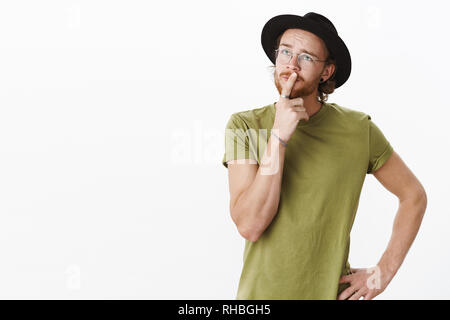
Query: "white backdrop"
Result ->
[[0, 0, 448, 299]]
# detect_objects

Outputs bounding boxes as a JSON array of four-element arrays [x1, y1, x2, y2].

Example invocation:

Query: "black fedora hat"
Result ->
[[261, 12, 351, 89]]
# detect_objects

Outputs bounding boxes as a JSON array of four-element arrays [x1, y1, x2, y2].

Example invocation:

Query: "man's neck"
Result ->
[[303, 96, 323, 118]]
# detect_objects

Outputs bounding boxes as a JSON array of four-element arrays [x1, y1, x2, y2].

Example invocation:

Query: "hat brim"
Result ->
[[261, 14, 351, 89]]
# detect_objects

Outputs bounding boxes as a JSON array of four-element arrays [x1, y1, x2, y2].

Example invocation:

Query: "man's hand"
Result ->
[[337, 265, 393, 300], [272, 72, 308, 143]]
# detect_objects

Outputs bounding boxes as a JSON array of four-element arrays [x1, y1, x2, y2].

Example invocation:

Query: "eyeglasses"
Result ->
[[274, 47, 327, 68]]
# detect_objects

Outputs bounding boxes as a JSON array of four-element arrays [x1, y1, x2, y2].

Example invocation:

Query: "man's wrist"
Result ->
[[377, 259, 399, 282], [270, 130, 288, 147]]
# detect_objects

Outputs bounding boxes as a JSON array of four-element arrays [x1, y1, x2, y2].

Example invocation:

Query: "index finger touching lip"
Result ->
[[281, 72, 297, 97]]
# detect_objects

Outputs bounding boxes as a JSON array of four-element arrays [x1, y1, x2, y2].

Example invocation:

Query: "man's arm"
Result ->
[[338, 151, 427, 300], [226, 72, 305, 242], [227, 134, 287, 242], [373, 151, 427, 283]]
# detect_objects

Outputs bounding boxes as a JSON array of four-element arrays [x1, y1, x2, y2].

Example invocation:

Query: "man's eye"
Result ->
[[281, 49, 290, 55], [303, 55, 313, 61]]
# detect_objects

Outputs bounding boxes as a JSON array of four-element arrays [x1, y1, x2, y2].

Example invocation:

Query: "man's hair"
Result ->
[[270, 33, 337, 104]]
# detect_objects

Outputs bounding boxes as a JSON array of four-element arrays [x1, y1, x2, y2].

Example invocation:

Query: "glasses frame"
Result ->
[[274, 47, 328, 67]]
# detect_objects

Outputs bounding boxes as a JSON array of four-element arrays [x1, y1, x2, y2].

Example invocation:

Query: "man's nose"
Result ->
[[288, 55, 300, 70]]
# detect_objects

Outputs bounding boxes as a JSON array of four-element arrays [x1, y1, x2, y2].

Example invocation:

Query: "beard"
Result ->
[[274, 70, 321, 99]]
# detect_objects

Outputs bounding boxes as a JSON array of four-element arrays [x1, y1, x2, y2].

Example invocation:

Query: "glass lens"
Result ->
[[276, 48, 290, 64], [297, 53, 314, 68]]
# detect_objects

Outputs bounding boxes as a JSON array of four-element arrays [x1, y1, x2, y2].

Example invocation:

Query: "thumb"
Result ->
[[339, 275, 350, 284]]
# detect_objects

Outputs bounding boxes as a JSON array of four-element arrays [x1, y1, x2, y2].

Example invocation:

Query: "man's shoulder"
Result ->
[[229, 102, 275, 126], [327, 102, 370, 122]]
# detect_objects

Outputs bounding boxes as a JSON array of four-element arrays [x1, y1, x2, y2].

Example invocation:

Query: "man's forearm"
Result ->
[[377, 191, 427, 281], [233, 133, 287, 242]]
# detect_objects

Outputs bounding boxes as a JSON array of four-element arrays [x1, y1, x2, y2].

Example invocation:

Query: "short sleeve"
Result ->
[[367, 115, 394, 174], [221, 113, 259, 169]]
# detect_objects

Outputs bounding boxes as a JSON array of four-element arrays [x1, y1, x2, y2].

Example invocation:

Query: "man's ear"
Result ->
[[322, 63, 336, 82]]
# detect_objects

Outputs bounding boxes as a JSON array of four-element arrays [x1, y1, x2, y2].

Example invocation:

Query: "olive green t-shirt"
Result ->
[[222, 101, 394, 299]]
